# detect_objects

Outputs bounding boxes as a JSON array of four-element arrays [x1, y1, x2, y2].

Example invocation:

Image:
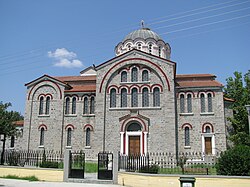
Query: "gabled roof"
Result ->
[[54, 75, 96, 82], [80, 66, 96, 76], [95, 48, 176, 70]]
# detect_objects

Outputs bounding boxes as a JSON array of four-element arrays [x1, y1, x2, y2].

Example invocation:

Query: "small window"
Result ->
[[205, 126, 211, 133], [86, 128, 91, 146], [158, 46, 161, 57], [39, 96, 44, 115], [131, 67, 138, 82], [67, 128, 72, 146], [142, 87, 149, 107], [200, 93, 205, 113], [131, 88, 138, 107], [40, 127, 45, 146], [45, 97, 50, 115], [83, 97, 88, 114], [142, 70, 149, 81], [121, 71, 127, 82], [137, 43, 142, 50], [10, 136, 15, 148], [208, 93, 213, 112], [127, 44, 131, 51], [121, 88, 127, 107], [65, 98, 70, 114], [184, 127, 190, 146], [110, 89, 116, 108], [72, 97, 76, 114], [149, 43, 152, 54], [180, 94, 185, 113], [153, 87, 160, 107], [187, 94, 192, 113], [90, 97, 95, 114]]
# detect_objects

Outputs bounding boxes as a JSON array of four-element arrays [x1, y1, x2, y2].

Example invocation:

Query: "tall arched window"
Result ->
[[72, 97, 76, 114], [39, 96, 44, 115], [121, 71, 127, 82], [90, 97, 95, 114], [121, 88, 127, 107], [131, 67, 138, 82], [142, 70, 149, 81], [148, 43, 152, 54], [67, 128, 72, 146], [142, 87, 149, 107], [184, 127, 190, 146], [180, 94, 185, 113], [200, 93, 205, 113], [110, 89, 116, 108], [131, 88, 138, 107], [207, 93, 213, 112], [153, 87, 160, 107], [65, 98, 70, 114], [86, 128, 91, 146], [83, 97, 88, 114], [45, 97, 50, 115], [187, 94, 192, 113], [40, 127, 45, 146]]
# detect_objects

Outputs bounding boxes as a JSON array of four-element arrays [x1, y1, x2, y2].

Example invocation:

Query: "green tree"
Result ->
[[0, 101, 23, 165], [224, 70, 250, 146]]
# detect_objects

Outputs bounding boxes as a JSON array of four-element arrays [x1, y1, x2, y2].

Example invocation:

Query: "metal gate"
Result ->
[[68, 151, 85, 179], [98, 152, 113, 180]]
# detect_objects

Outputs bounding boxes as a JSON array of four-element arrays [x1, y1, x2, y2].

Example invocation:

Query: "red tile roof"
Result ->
[[65, 85, 96, 92], [14, 120, 24, 127], [54, 75, 96, 82]]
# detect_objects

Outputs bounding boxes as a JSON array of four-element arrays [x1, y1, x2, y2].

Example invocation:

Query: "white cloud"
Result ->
[[48, 48, 83, 68]]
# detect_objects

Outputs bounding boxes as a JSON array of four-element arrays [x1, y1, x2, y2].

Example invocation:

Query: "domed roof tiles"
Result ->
[[123, 28, 162, 42]]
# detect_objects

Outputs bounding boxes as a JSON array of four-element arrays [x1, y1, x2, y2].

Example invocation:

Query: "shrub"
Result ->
[[39, 161, 59, 168], [216, 145, 250, 176], [139, 164, 159, 174]]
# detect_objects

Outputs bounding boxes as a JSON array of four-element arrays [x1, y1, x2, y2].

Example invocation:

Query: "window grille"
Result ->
[[40, 127, 45, 146], [121, 88, 127, 107], [67, 128, 72, 146], [45, 97, 50, 115], [142, 88, 149, 107], [180, 94, 185, 113], [142, 70, 149, 81], [39, 97, 44, 115], [86, 128, 90, 146], [184, 127, 190, 146], [208, 93, 213, 112], [187, 94, 192, 113], [110, 89, 116, 108], [153, 87, 160, 107], [83, 97, 88, 114], [131, 88, 138, 107], [200, 93, 205, 113], [65, 98, 70, 114], [131, 67, 138, 82], [121, 71, 127, 82], [72, 97, 76, 114], [90, 97, 95, 114]]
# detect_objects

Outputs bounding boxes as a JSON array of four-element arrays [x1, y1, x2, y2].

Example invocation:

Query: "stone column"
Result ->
[[63, 149, 70, 182], [113, 151, 119, 184]]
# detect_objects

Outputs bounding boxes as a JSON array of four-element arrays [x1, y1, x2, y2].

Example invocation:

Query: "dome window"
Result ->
[[148, 43, 152, 54], [158, 46, 161, 57], [137, 43, 142, 50]]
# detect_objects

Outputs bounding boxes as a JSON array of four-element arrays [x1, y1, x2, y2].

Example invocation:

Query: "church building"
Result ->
[[19, 26, 231, 159]]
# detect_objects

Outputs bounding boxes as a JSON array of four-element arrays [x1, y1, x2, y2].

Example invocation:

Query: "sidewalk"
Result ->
[[0, 179, 123, 187]]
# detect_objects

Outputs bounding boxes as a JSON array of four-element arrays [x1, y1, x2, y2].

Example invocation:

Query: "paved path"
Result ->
[[0, 179, 123, 187]]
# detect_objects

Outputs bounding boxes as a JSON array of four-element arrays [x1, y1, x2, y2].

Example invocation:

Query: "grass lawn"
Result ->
[[0, 175, 39, 181]]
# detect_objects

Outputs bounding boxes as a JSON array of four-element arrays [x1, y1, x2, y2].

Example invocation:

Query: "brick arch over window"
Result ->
[[202, 123, 214, 133], [120, 117, 148, 132], [181, 123, 193, 130], [99, 58, 171, 93], [65, 124, 76, 130], [38, 124, 48, 131], [107, 85, 119, 94], [83, 124, 94, 131], [150, 84, 163, 92]]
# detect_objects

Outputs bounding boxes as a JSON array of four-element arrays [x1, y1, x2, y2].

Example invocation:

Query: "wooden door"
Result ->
[[205, 137, 212, 154], [129, 136, 140, 155]]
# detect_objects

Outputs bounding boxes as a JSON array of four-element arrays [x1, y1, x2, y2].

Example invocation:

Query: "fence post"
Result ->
[[113, 151, 119, 184], [63, 149, 70, 182]]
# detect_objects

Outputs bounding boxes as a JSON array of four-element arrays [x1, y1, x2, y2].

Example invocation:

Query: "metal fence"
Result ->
[[0, 149, 63, 167], [119, 152, 220, 175]]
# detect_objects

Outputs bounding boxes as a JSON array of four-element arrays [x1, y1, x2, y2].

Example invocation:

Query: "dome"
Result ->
[[123, 28, 163, 42]]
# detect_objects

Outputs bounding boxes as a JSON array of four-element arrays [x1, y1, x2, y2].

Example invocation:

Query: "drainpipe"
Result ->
[[27, 98, 34, 151], [103, 87, 107, 152], [61, 98, 65, 153], [174, 81, 179, 161]]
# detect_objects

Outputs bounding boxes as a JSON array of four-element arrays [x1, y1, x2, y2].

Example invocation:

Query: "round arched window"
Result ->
[[127, 123, 141, 132]]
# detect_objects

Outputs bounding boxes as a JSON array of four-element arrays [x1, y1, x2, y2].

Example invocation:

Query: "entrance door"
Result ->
[[129, 136, 140, 155], [205, 137, 212, 154]]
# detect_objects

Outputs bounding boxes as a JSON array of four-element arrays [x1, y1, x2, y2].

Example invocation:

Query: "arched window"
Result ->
[[90, 97, 95, 114], [40, 127, 45, 146], [39, 96, 44, 115], [184, 127, 190, 146], [67, 128, 72, 146], [153, 87, 160, 107], [207, 93, 213, 112], [137, 43, 142, 50], [205, 126, 211, 133], [86, 128, 91, 146], [121, 88, 127, 107], [127, 123, 141, 131], [131, 67, 138, 82], [148, 43, 152, 54], [121, 71, 127, 82], [158, 46, 161, 57], [65, 98, 70, 114], [142, 87, 149, 107], [180, 94, 185, 113], [187, 94, 192, 113], [10, 136, 15, 148], [110, 88, 116, 108], [200, 93, 205, 113], [72, 97, 76, 114], [45, 97, 50, 115], [83, 97, 88, 114], [131, 88, 138, 107], [127, 44, 131, 51], [142, 70, 149, 81]]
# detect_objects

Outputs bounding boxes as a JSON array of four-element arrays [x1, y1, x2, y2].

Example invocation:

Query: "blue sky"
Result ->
[[1, 0, 250, 115]]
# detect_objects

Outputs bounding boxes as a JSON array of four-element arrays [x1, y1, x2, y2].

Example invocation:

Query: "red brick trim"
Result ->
[[83, 124, 94, 131], [65, 124, 75, 130], [181, 123, 193, 129], [121, 116, 147, 132], [38, 124, 47, 131], [202, 123, 214, 133]]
